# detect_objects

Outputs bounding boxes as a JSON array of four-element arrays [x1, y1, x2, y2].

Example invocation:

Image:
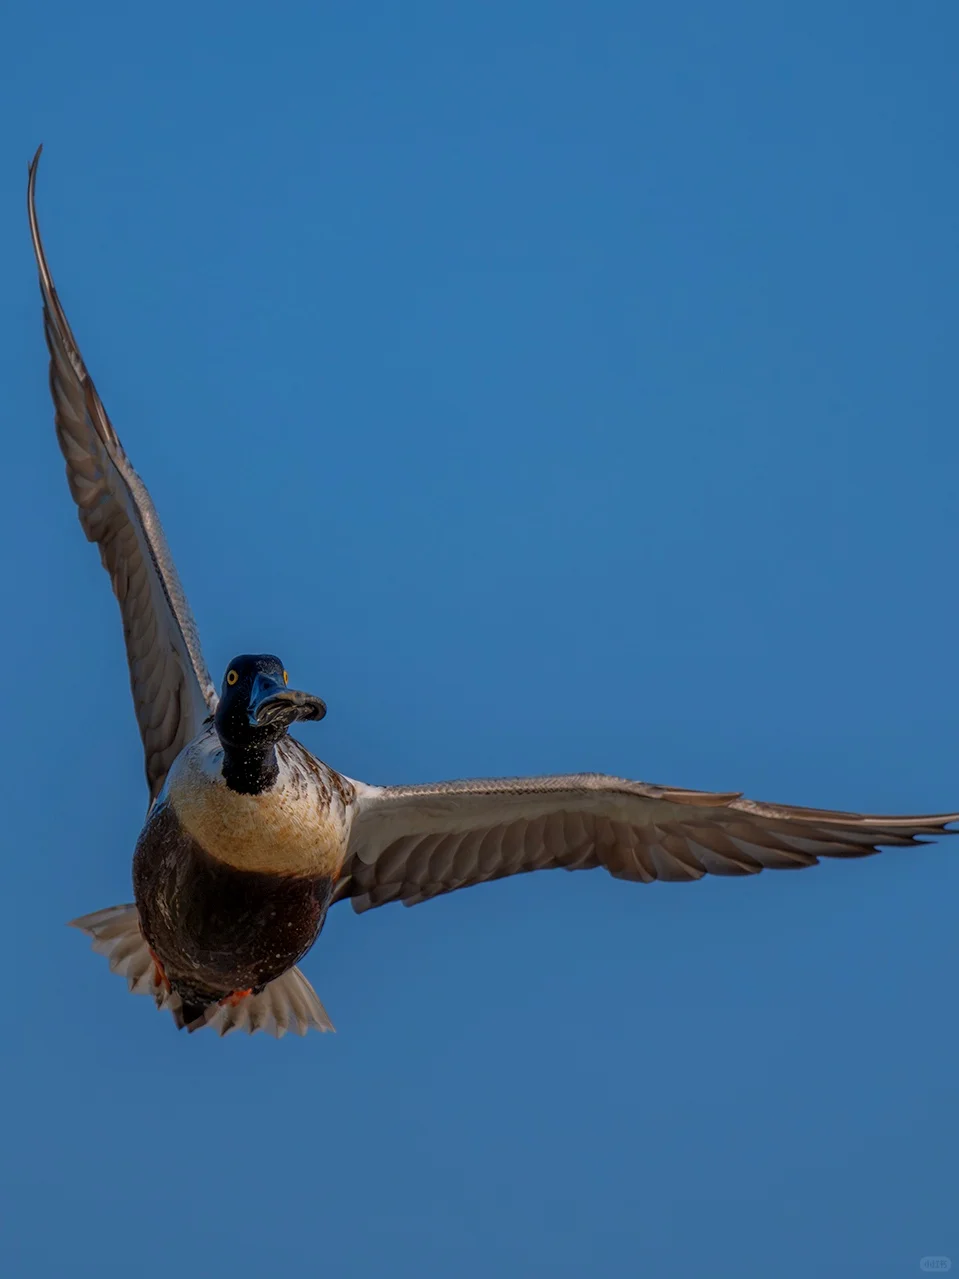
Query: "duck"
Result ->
[[28, 147, 958, 1038]]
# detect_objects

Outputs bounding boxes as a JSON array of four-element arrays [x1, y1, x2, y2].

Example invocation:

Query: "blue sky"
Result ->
[[2, 3, 957, 1275]]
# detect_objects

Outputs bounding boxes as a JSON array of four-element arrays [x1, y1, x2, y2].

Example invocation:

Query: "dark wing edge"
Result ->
[[332, 772, 959, 912], [28, 146, 217, 802]]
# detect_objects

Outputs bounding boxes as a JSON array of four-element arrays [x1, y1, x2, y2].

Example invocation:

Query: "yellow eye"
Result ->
[[226, 669, 239, 686], [283, 670, 289, 685]]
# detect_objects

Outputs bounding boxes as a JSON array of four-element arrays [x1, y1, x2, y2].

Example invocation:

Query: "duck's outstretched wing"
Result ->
[[28, 148, 217, 803], [334, 773, 958, 911]]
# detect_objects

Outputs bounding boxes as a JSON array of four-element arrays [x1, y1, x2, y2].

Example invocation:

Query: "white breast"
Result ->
[[162, 729, 355, 876]]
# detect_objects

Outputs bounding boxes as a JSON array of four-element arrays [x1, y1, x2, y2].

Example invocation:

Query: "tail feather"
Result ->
[[203, 968, 335, 1037], [70, 904, 175, 1008], [69, 904, 333, 1037]]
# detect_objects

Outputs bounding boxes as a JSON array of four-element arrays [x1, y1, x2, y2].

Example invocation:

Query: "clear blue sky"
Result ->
[[2, 3, 957, 1276]]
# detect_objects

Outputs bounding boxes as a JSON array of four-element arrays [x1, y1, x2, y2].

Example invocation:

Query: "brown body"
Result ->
[[133, 802, 334, 1008]]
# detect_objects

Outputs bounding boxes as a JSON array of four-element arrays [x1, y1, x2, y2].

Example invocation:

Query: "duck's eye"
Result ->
[[283, 670, 289, 685], [226, 670, 239, 686]]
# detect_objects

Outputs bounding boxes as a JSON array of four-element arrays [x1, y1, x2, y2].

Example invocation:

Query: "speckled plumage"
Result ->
[[129, 731, 352, 1016], [133, 802, 334, 1005], [162, 728, 354, 877]]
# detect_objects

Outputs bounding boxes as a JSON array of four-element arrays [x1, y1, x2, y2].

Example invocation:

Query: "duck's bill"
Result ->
[[250, 675, 327, 727]]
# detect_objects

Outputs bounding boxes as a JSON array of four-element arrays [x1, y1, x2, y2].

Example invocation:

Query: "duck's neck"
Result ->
[[220, 739, 280, 795]]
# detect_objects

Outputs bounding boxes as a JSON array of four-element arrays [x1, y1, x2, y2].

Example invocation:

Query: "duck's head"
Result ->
[[213, 654, 327, 752]]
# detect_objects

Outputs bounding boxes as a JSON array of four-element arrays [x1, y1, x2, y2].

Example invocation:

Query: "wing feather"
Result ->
[[334, 773, 958, 912], [28, 148, 216, 802]]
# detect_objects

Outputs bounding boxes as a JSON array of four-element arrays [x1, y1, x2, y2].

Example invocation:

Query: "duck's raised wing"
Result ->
[[334, 773, 958, 911], [28, 148, 217, 803]]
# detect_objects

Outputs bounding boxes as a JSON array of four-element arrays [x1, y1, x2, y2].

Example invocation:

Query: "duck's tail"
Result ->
[[69, 904, 334, 1037]]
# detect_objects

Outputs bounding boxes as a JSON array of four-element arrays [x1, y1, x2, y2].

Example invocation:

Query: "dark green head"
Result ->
[[213, 654, 326, 793]]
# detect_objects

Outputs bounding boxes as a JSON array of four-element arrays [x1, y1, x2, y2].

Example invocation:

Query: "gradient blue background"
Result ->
[[2, 4, 957, 1276]]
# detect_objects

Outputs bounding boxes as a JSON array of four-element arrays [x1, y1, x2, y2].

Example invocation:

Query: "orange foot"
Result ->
[[219, 988, 253, 1007], [147, 946, 171, 992]]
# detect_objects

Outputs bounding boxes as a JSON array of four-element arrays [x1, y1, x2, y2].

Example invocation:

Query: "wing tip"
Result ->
[[27, 144, 43, 221], [26, 141, 53, 298]]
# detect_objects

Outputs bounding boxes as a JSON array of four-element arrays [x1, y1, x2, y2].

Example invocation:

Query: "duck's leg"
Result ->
[[219, 988, 253, 1006], [147, 946, 171, 993]]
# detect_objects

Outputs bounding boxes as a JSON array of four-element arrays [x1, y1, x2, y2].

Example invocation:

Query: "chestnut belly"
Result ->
[[133, 801, 332, 999]]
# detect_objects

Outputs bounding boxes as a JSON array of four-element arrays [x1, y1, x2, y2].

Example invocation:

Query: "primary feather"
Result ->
[[27, 147, 216, 803]]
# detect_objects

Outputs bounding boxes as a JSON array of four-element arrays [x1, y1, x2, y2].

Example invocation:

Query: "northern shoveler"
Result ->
[[28, 147, 958, 1038]]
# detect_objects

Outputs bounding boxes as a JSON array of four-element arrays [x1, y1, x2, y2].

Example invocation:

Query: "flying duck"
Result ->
[[29, 148, 957, 1038]]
